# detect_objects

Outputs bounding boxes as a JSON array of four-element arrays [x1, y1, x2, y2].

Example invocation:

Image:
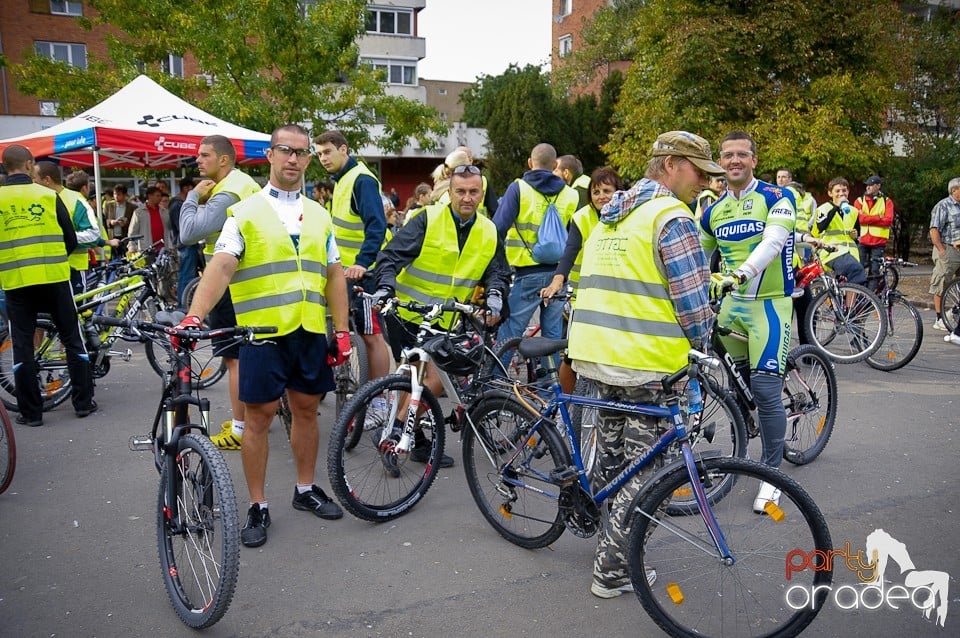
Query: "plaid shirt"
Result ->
[[930, 195, 960, 245]]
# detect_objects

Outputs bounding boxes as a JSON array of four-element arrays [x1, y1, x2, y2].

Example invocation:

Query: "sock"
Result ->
[[296, 483, 314, 494], [371, 396, 388, 411], [254, 502, 268, 510], [232, 419, 245, 437]]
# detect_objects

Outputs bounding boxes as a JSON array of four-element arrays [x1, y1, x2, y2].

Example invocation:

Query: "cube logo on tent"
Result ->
[[154, 136, 196, 153], [138, 114, 217, 128]]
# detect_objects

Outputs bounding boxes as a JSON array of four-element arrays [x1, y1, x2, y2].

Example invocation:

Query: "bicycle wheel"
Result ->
[[628, 457, 833, 638], [181, 276, 202, 310], [883, 264, 899, 291], [568, 376, 600, 481], [781, 345, 837, 465], [0, 403, 15, 494], [485, 336, 536, 383], [340, 333, 370, 450], [144, 340, 227, 390], [462, 394, 569, 549], [865, 294, 923, 372], [804, 282, 886, 363], [940, 278, 960, 334], [327, 374, 444, 522], [0, 321, 72, 412], [157, 433, 239, 629]]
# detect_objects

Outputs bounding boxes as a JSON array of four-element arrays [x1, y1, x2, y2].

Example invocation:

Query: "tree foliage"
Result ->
[[555, 0, 906, 183], [12, 0, 446, 155]]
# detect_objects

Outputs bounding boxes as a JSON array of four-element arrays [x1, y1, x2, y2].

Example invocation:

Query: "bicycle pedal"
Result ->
[[550, 466, 580, 485], [129, 435, 153, 451]]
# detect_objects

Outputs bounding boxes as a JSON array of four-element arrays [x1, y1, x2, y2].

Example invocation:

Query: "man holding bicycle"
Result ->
[[181, 124, 350, 548], [567, 131, 717, 599], [699, 130, 796, 513]]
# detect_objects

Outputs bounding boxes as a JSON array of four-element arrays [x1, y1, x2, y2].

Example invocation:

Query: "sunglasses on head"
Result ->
[[452, 165, 481, 175]]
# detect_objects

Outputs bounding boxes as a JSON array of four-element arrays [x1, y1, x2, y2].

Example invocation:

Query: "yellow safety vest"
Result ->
[[568, 204, 599, 289], [812, 203, 859, 264], [331, 161, 382, 268], [572, 174, 591, 190], [0, 183, 71, 290], [504, 180, 578, 268], [856, 196, 891, 243], [58, 187, 96, 270], [568, 196, 691, 374], [228, 194, 330, 338], [394, 204, 498, 329], [694, 189, 718, 221], [203, 169, 261, 258]]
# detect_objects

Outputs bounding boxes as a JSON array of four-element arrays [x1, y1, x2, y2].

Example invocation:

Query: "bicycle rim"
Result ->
[[157, 434, 240, 629], [782, 345, 837, 465], [629, 457, 833, 638], [940, 279, 960, 334], [0, 403, 15, 494], [341, 334, 369, 450], [0, 321, 72, 412], [865, 295, 923, 372], [806, 283, 886, 363]]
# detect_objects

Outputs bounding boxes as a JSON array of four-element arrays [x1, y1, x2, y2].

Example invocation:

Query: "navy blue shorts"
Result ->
[[238, 328, 335, 404]]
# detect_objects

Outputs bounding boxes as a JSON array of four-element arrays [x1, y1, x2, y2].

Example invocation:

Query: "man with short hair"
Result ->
[[1, 145, 97, 427], [104, 184, 135, 240], [128, 186, 173, 253], [181, 124, 348, 547], [178, 135, 261, 450], [555, 154, 590, 209], [494, 143, 579, 348], [929, 177, 960, 334], [568, 130, 717, 598], [855, 175, 895, 278], [775, 168, 793, 187]]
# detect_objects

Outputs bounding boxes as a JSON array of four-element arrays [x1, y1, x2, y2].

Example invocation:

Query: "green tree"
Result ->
[[555, 0, 905, 182], [12, 0, 446, 155]]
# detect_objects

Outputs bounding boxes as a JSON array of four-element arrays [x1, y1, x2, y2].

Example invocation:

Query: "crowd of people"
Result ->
[[2, 123, 959, 594]]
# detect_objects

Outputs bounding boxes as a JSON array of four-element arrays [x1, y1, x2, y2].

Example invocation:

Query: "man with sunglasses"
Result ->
[[178, 134, 261, 451]]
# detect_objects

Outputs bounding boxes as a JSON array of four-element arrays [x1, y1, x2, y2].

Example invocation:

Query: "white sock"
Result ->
[[232, 419, 245, 437], [254, 502, 268, 510], [296, 484, 314, 494]]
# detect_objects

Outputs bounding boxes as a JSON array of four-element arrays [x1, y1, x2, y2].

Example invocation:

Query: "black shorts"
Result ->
[[238, 328, 335, 404], [207, 288, 240, 359], [382, 314, 421, 363], [348, 275, 382, 335]]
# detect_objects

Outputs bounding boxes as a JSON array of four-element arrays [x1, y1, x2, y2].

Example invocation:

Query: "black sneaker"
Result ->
[[241, 504, 271, 548], [75, 400, 99, 418], [292, 485, 343, 520], [410, 439, 455, 468], [15, 414, 43, 427]]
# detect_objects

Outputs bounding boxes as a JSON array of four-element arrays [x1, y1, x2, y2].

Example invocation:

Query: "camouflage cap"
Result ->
[[651, 131, 726, 177]]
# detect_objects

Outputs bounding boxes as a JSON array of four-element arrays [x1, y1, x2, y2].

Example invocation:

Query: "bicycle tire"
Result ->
[[782, 345, 837, 465], [327, 374, 444, 522], [340, 333, 370, 450], [462, 394, 569, 549], [0, 321, 73, 413], [628, 456, 833, 638], [157, 433, 240, 629], [940, 278, 960, 334], [804, 282, 886, 363], [484, 336, 537, 384], [0, 403, 15, 494], [884, 264, 899, 291], [181, 276, 202, 311], [865, 294, 923, 372], [568, 376, 600, 481], [144, 339, 227, 390]]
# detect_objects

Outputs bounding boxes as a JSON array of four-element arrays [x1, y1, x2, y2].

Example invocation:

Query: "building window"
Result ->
[[438, 88, 447, 95], [362, 57, 417, 86], [560, 0, 572, 17], [162, 54, 184, 78], [559, 35, 573, 58], [39, 100, 59, 116], [34, 41, 87, 69], [366, 6, 413, 36], [50, 1, 82, 16]]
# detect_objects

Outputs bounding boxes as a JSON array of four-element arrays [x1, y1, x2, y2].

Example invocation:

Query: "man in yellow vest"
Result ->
[[372, 164, 511, 469], [555, 154, 591, 210], [494, 143, 579, 347], [855, 175, 895, 278], [812, 177, 867, 286], [314, 130, 393, 422], [33, 162, 116, 292], [178, 134, 261, 451], [180, 124, 350, 547], [568, 130, 717, 599], [1, 145, 97, 427]]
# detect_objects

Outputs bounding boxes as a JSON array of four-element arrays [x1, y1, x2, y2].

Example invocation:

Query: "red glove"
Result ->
[[170, 315, 202, 352], [327, 331, 353, 367]]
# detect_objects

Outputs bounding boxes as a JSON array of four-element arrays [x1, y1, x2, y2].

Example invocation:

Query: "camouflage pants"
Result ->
[[592, 382, 663, 588]]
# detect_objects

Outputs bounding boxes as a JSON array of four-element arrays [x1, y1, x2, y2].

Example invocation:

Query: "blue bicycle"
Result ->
[[462, 343, 833, 638]]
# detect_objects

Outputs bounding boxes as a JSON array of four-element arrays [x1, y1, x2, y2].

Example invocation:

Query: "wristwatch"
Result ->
[[732, 270, 748, 285]]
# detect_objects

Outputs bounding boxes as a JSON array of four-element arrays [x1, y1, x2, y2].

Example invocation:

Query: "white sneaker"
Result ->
[[363, 397, 389, 431], [932, 318, 947, 331], [590, 569, 657, 598], [753, 481, 782, 514], [945, 333, 960, 346]]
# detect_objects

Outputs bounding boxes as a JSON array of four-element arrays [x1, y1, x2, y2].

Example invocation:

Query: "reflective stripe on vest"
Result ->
[[504, 180, 579, 267], [814, 203, 858, 264], [568, 196, 691, 374], [568, 204, 599, 289], [331, 161, 381, 268], [228, 194, 330, 338], [203, 169, 261, 257], [394, 204, 498, 329], [857, 196, 891, 242], [0, 183, 70, 290]]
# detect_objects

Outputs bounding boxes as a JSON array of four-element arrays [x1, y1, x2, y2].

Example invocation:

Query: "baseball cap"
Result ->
[[865, 175, 882, 186], [651, 131, 726, 177]]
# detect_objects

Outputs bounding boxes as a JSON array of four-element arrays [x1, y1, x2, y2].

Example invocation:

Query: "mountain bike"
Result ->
[[327, 297, 504, 522], [463, 349, 833, 638], [795, 247, 886, 363], [0, 402, 14, 495], [92, 313, 275, 629], [864, 256, 923, 371]]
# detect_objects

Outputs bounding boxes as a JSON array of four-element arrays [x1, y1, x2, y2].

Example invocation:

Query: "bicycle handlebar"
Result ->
[[92, 315, 277, 341], [380, 297, 482, 320]]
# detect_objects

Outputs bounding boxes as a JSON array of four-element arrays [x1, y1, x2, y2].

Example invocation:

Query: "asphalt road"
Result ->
[[1, 312, 958, 638]]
